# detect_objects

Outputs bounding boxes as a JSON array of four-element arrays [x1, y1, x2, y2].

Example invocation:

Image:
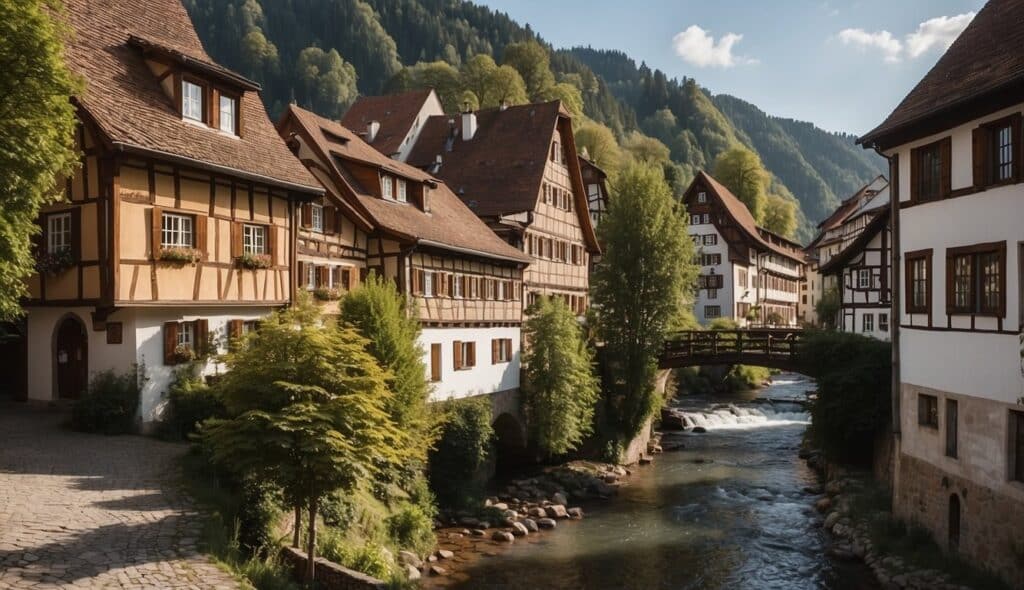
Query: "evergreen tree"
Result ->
[[521, 296, 600, 458], [592, 163, 698, 448], [0, 0, 81, 320]]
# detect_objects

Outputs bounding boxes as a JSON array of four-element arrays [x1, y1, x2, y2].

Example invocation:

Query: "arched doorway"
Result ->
[[948, 493, 961, 551], [54, 315, 88, 400], [492, 412, 528, 474]]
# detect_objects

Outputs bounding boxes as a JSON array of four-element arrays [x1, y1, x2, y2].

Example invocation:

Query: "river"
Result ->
[[425, 374, 880, 590]]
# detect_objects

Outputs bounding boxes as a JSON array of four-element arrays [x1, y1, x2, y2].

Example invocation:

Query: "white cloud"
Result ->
[[671, 25, 758, 68], [836, 11, 975, 63]]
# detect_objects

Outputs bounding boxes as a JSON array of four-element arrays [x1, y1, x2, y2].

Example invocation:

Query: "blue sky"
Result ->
[[475, 0, 985, 135]]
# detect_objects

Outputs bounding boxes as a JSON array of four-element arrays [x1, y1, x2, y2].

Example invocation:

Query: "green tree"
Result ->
[[762, 194, 798, 238], [459, 54, 498, 108], [815, 285, 840, 329], [712, 147, 769, 222], [548, 81, 583, 120], [0, 0, 81, 320], [522, 296, 600, 457], [200, 299, 417, 582], [482, 64, 528, 108], [502, 40, 555, 100], [295, 47, 358, 119], [428, 396, 493, 508], [574, 121, 623, 173], [592, 163, 698, 447], [404, 61, 462, 112], [622, 131, 671, 165]]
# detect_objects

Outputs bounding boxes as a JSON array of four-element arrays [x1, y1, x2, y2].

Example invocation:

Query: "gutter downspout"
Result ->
[[875, 145, 901, 437]]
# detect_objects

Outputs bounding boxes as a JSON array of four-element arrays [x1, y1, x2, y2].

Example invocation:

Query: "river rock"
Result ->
[[661, 408, 686, 430], [429, 565, 447, 576], [436, 549, 454, 560], [398, 550, 421, 568], [503, 509, 518, 519], [815, 497, 832, 513], [567, 507, 584, 519], [405, 564, 421, 581], [510, 522, 529, 537], [528, 506, 547, 518], [522, 518, 539, 532], [492, 531, 515, 543], [458, 516, 480, 527], [493, 502, 509, 511], [823, 511, 841, 530], [537, 518, 557, 529], [471, 529, 486, 537], [692, 426, 708, 434], [552, 492, 568, 506], [478, 521, 491, 529], [546, 504, 569, 519]]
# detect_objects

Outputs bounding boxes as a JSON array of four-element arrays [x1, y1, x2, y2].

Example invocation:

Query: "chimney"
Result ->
[[461, 109, 477, 142], [366, 120, 380, 143]]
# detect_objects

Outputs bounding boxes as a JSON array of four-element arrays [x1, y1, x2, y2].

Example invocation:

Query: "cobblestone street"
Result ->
[[0, 402, 239, 589]]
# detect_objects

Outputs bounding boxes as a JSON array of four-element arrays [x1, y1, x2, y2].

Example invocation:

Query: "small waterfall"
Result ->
[[672, 403, 809, 430]]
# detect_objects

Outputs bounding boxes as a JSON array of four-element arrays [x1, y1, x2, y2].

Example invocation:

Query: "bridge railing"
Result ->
[[660, 328, 803, 368]]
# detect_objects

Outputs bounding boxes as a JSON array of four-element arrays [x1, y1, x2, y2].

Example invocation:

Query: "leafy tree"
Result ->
[[502, 40, 554, 100], [428, 396, 493, 508], [482, 64, 527, 108], [459, 54, 498, 108], [549, 81, 583, 120], [815, 285, 841, 329], [295, 47, 359, 119], [592, 163, 698, 446], [0, 0, 80, 320], [622, 131, 670, 165], [574, 121, 623, 173], [200, 299, 417, 582], [712, 147, 769, 222], [762, 194, 798, 238], [404, 60, 461, 112], [522, 296, 600, 457]]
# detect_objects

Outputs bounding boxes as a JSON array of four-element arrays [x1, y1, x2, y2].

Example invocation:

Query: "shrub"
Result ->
[[428, 397, 493, 509], [159, 370, 225, 440], [236, 252, 272, 270], [386, 503, 436, 557], [71, 367, 141, 434]]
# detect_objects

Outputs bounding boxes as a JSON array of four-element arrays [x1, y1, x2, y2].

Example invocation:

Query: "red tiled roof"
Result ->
[[340, 90, 435, 157], [282, 105, 531, 264], [860, 0, 1024, 148], [61, 0, 320, 193]]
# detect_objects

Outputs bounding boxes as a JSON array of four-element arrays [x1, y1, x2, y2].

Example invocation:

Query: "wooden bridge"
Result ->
[[659, 329, 804, 371]]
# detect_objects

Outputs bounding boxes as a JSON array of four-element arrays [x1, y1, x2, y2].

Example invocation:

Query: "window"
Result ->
[[697, 191, 707, 203], [993, 123, 1014, 182], [862, 313, 874, 332], [492, 338, 512, 364], [242, 224, 265, 255], [550, 141, 562, 164], [905, 250, 932, 313], [161, 213, 194, 248], [702, 213, 710, 224], [911, 139, 948, 202], [381, 176, 393, 199], [423, 272, 434, 297], [430, 343, 442, 382], [311, 204, 323, 232], [182, 80, 204, 122], [946, 243, 1005, 316], [218, 95, 237, 134], [703, 234, 718, 246], [496, 280, 507, 301], [704, 305, 721, 319], [396, 179, 408, 203], [945, 399, 958, 459], [738, 269, 748, 289], [918, 394, 939, 428], [453, 274, 463, 298], [178, 322, 194, 350], [879, 313, 889, 332], [47, 212, 72, 254], [707, 288, 718, 300], [453, 340, 476, 370], [306, 264, 316, 289], [1012, 410, 1024, 483], [857, 268, 871, 289], [691, 214, 700, 225]]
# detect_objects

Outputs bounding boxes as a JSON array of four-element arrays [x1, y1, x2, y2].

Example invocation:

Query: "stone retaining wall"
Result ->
[[280, 546, 386, 590]]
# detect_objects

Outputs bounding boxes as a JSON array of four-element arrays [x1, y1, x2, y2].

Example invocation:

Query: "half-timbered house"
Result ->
[[405, 102, 601, 316], [683, 172, 805, 327], [858, 1, 1024, 584], [17, 0, 323, 427], [340, 89, 445, 162], [278, 105, 531, 401]]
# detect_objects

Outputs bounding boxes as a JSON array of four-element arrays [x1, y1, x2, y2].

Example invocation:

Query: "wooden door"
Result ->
[[55, 317, 87, 400]]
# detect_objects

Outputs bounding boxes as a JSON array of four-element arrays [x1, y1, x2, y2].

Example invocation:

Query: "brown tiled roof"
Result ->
[[61, 0, 320, 193], [696, 171, 805, 263], [282, 105, 531, 264], [340, 90, 435, 157], [860, 0, 1024, 148]]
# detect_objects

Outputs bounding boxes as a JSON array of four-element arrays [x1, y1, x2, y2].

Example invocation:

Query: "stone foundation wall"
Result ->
[[280, 546, 386, 590], [893, 453, 1024, 589]]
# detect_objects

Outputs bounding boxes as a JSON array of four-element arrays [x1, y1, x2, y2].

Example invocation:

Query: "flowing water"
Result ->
[[430, 374, 879, 590]]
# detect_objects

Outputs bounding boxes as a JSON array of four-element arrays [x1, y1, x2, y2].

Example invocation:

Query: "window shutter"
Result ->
[[341, 268, 351, 290], [467, 342, 475, 367], [940, 137, 952, 199], [301, 203, 312, 228], [505, 339, 513, 360], [412, 268, 422, 294], [318, 266, 329, 287], [972, 126, 990, 189], [151, 206, 163, 259], [228, 319, 243, 340], [194, 319, 209, 355], [195, 215, 208, 259], [431, 343, 441, 381], [1012, 113, 1023, 184], [909, 149, 920, 203], [231, 221, 243, 258], [163, 322, 179, 365], [447, 274, 455, 298], [297, 261, 305, 287], [491, 339, 499, 364], [268, 226, 279, 264], [70, 207, 81, 262], [453, 341, 462, 370], [324, 207, 336, 235]]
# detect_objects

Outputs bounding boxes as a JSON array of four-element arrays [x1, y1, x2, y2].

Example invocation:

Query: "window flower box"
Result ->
[[313, 287, 342, 301], [236, 252, 272, 270], [35, 249, 75, 275], [157, 247, 202, 265]]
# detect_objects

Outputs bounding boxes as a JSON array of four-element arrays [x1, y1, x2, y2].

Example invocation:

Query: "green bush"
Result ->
[[428, 397, 493, 509], [799, 330, 891, 464], [318, 529, 392, 581], [386, 503, 436, 556], [71, 368, 141, 434], [159, 370, 225, 440]]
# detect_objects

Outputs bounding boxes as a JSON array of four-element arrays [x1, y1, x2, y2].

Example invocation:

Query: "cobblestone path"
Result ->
[[0, 402, 240, 589]]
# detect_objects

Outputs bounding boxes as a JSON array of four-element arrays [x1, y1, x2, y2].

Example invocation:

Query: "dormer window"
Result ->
[[381, 176, 394, 200], [397, 179, 407, 203], [182, 80, 204, 122], [219, 94, 237, 135]]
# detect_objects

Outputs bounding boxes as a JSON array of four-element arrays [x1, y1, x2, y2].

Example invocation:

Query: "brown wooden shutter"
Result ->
[[430, 343, 441, 381], [301, 203, 312, 228], [972, 126, 990, 189], [453, 341, 462, 370], [268, 226, 279, 264], [411, 269, 422, 295], [1012, 113, 1023, 183], [324, 207, 336, 235], [195, 215, 208, 259], [334, 207, 343, 234], [151, 206, 163, 259], [940, 137, 952, 199], [341, 268, 351, 290], [491, 339, 499, 364], [505, 339, 513, 360], [297, 261, 305, 287], [194, 319, 209, 355], [318, 266, 329, 287], [228, 319, 243, 341], [163, 322, 179, 365], [70, 207, 81, 262], [447, 274, 455, 298], [909, 148, 920, 203], [467, 342, 476, 367], [231, 221, 243, 258]]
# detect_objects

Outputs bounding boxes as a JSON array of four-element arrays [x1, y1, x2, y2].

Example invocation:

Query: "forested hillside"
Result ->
[[183, 0, 885, 243]]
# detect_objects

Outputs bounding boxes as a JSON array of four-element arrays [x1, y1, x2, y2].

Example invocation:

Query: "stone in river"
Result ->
[[436, 549, 454, 560], [398, 550, 421, 568], [471, 529, 486, 537], [546, 504, 569, 519], [815, 498, 832, 513], [823, 511, 841, 530], [522, 518, 539, 532], [405, 564, 421, 581], [567, 507, 584, 519], [429, 565, 447, 576], [552, 492, 568, 506], [692, 426, 708, 433], [528, 507, 547, 518], [537, 517, 557, 529], [510, 522, 529, 537], [491, 530, 515, 543]]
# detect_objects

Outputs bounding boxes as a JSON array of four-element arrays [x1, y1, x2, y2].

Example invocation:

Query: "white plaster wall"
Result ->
[[421, 326, 521, 401], [689, 220, 734, 324], [394, 92, 445, 162]]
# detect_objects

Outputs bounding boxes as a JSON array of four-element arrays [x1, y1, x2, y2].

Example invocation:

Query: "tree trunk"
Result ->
[[305, 497, 318, 583], [292, 505, 301, 548]]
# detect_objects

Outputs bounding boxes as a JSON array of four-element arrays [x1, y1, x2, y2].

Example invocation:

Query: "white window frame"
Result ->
[[702, 213, 710, 224], [396, 179, 408, 203], [879, 313, 889, 332], [460, 341, 476, 368], [306, 264, 316, 289], [691, 214, 700, 225], [310, 204, 324, 233], [453, 274, 463, 299], [703, 234, 717, 246], [495, 339, 511, 363], [181, 80, 204, 122], [243, 224, 265, 255], [423, 272, 434, 298], [161, 212, 194, 248], [219, 94, 237, 134], [857, 268, 871, 289], [178, 322, 195, 349], [863, 313, 874, 332], [47, 212, 72, 254], [704, 305, 721, 319], [381, 175, 394, 200], [697, 191, 707, 203]]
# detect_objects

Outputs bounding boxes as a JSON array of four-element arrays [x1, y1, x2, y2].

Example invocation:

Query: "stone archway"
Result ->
[[492, 411, 528, 473], [53, 314, 88, 400]]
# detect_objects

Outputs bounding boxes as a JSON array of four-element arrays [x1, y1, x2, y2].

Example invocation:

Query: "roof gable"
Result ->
[[340, 89, 438, 157]]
